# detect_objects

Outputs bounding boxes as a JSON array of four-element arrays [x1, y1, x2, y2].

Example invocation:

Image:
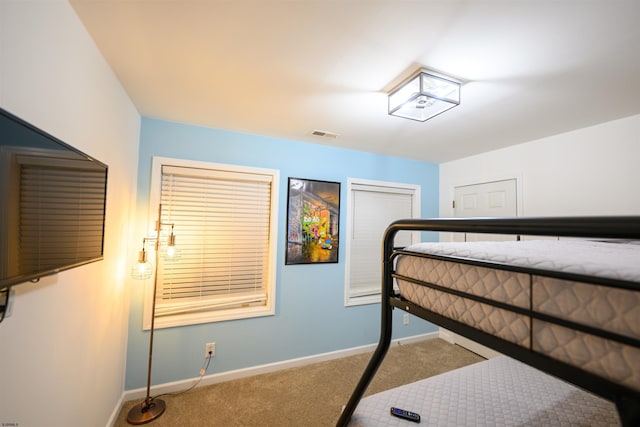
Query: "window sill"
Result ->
[[345, 294, 381, 307], [143, 304, 275, 330]]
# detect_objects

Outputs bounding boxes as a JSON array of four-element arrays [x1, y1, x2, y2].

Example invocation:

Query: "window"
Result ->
[[344, 178, 420, 306], [144, 157, 279, 329]]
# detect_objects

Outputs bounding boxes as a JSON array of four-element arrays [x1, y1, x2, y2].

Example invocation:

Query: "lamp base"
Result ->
[[126, 398, 166, 425]]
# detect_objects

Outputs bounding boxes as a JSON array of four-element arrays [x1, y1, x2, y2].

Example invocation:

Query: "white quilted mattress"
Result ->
[[402, 239, 640, 282], [395, 240, 640, 392], [349, 356, 620, 426]]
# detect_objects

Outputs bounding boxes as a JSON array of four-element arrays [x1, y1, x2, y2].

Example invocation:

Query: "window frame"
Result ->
[[344, 177, 420, 307], [142, 156, 279, 329]]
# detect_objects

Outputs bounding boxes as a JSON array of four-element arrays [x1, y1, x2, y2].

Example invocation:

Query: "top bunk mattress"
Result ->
[[399, 239, 640, 282], [394, 239, 640, 392]]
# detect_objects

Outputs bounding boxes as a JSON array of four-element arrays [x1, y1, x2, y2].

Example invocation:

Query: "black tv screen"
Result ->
[[0, 108, 108, 291]]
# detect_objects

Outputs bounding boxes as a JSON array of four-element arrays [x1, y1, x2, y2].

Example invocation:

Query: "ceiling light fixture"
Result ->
[[388, 68, 461, 122]]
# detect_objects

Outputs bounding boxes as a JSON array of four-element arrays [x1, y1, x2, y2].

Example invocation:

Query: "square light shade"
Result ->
[[388, 69, 460, 121]]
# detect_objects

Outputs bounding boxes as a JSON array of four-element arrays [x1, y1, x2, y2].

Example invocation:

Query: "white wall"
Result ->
[[0, 1, 140, 426], [440, 114, 640, 218]]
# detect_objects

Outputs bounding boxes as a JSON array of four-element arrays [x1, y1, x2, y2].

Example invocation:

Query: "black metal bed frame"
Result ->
[[337, 216, 640, 427]]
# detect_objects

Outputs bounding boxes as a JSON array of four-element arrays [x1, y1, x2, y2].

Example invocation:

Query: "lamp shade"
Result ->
[[388, 69, 460, 121], [132, 249, 153, 280]]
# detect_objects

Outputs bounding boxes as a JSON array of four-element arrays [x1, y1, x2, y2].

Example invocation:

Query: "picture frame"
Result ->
[[285, 177, 340, 265]]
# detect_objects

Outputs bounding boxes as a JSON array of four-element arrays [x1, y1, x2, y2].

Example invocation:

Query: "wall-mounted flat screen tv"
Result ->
[[0, 108, 108, 291]]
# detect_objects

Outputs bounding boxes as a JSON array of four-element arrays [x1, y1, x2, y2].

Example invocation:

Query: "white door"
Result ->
[[453, 179, 517, 241], [445, 179, 518, 358]]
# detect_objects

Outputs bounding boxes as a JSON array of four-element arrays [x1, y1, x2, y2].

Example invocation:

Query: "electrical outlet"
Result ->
[[403, 313, 409, 325], [205, 342, 216, 358]]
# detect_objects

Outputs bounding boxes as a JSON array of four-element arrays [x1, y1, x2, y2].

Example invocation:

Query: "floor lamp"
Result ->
[[128, 204, 176, 425]]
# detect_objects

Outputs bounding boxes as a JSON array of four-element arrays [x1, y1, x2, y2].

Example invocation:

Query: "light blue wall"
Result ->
[[125, 117, 439, 389]]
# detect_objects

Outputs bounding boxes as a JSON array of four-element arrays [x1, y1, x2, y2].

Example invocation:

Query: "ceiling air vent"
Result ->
[[311, 130, 339, 139]]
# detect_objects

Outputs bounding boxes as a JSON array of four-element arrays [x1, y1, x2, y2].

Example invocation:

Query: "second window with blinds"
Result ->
[[143, 157, 279, 329], [344, 178, 420, 306]]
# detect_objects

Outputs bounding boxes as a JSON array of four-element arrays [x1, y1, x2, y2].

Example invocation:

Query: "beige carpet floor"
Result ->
[[114, 338, 484, 426]]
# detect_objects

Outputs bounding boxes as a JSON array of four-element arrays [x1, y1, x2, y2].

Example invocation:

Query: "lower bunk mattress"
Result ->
[[348, 355, 620, 426], [394, 239, 640, 392]]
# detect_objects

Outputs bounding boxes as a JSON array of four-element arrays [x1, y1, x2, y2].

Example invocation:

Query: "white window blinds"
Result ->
[[346, 180, 419, 304], [154, 164, 274, 318]]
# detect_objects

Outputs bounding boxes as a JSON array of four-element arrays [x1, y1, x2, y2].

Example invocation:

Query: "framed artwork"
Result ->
[[285, 178, 340, 265]]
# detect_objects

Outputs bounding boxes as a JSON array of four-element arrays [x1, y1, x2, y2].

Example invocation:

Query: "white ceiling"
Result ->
[[70, 0, 640, 163]]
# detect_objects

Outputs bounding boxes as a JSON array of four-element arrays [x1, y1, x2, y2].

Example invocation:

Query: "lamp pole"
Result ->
[[127, 205, 168, 424]]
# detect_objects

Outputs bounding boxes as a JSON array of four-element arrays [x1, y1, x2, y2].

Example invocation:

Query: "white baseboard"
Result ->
[[117, 331, 439, 407], [439, 327, 503, 359], [438, 328, 456, 344], [106, 393, 126, 427]]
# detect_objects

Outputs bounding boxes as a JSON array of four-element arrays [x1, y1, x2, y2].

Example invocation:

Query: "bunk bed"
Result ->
[[337, 217, 640, 426]]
